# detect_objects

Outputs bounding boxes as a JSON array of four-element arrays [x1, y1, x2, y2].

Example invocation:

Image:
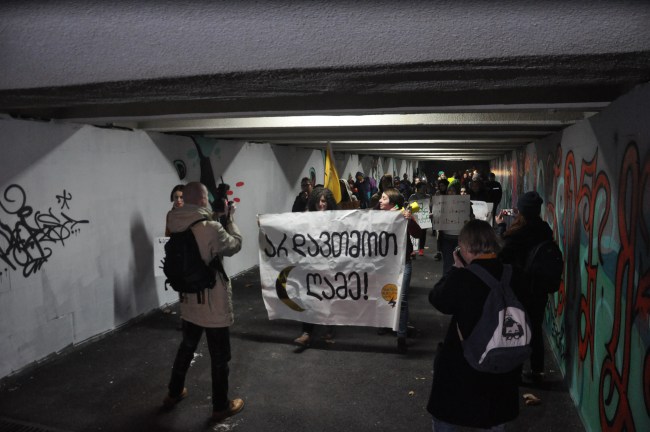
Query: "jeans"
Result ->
[[432, 417, 505, 432], [528, 293, 548, 372], [168, 320, 231, 410], [397, 260, 413, 338]]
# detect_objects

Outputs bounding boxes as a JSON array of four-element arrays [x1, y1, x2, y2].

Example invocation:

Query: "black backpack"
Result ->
[[524, 239, 564, 293], [458, 264, 532, 374], [164, 218, 216, 302]]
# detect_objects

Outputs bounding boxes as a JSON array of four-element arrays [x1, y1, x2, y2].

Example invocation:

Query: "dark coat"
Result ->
[[405, 217, 422, 261], [498, 216, 553, 305], [427, 258, 522, 428], [498, 216, 553, 269], [291, 192, 309, 212]]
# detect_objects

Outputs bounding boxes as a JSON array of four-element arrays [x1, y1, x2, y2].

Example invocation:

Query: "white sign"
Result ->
[[430, 195, 472, 230], [154, 237, 169, 277], [411, 198, 432, 229], [470, 201, 494, 225], [258, 210, 407, 330]]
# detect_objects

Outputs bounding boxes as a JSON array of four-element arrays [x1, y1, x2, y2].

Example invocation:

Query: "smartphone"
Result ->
[[501, 208, 514, 216], [454, 246, 467, 265]]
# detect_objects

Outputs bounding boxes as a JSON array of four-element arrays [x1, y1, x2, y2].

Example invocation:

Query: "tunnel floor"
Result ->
[[0, 232, 584, 432]]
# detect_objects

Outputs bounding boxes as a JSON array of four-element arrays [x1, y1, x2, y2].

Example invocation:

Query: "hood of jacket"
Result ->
[[167, 204, 213, 233]]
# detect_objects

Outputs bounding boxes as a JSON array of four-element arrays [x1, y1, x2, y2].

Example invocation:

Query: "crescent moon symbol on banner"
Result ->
[[275, 265, 305, 312]]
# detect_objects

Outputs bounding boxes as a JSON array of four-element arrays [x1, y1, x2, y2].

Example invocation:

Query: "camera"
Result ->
[[211, 182, 233, 214]]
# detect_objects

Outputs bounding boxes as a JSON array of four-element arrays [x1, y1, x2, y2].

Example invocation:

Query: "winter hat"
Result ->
[[517, 191, 543, 218]]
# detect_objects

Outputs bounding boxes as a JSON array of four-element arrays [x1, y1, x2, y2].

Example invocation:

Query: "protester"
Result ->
[[469, 178, 489, 202], [354, 171, 372, 209], [377, 187, 422, 353], [432, 178, 450, 261], [495, 191, 552, 383], [427, 219, 522, 431], [399, 173, 413, 200], [292, 177, 313, 212], [485, 172, 503, 215], [409, 182, 431, 256], [162, 182, 244, 423], [293, 187, 338, 348], [165, 184, 185, 236], [437, 182, 467, 273], [370, 174, 393, 208]]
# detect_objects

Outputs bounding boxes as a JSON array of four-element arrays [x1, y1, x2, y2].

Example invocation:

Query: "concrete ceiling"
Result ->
[[1, 1, 650, 161]]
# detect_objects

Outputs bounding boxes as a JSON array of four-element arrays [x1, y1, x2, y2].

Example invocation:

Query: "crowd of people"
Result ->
[[161, 170, 558, 431]]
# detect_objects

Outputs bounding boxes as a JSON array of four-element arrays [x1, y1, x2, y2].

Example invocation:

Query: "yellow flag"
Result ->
[[324, 144, 342, 203]]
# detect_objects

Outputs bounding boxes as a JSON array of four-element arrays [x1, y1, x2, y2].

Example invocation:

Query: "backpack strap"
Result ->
[[189, 217, 208, 229], [190, 217, 209, 303], [457, 264, 512, 341], [466, 263, 512, 291]]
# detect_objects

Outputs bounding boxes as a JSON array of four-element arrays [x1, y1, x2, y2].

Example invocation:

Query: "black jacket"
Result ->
[[498, 216, 553, 305], [427, 258, 522, 428]]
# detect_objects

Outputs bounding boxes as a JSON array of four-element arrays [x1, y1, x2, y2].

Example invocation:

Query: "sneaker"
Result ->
[[434, 252, 442, 261], [293, 332, 311, 346], [162, 387, 188, 409], [212, 398, 245, 422], [418, 249, 425, 256], [410, 251, 416, 257]]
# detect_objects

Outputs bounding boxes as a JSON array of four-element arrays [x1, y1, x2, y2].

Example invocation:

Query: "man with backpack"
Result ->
[[496, 191, 563, 383], [162, 181, 245, 423]]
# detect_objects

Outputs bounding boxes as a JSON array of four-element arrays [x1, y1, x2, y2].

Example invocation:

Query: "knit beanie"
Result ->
[[517, 191, 543, 218]]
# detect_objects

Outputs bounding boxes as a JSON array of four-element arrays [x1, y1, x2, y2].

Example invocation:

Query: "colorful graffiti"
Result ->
[[493, 139, 650, 431]]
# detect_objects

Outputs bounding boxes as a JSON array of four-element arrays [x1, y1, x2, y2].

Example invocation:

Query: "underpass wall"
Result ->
[[0, 117, 413, 378], [491, 83, 650, 432]]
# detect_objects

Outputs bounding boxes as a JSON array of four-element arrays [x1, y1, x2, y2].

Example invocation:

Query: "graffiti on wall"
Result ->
[[0, 184, 89, 280], [493, 140, 650, 431]]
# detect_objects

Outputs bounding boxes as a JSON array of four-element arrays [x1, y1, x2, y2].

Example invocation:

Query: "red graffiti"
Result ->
[[575, 149, 612, 376], [598, 142, 648, 432]]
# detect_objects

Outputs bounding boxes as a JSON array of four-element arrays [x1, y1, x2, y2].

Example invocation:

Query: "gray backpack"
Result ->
[[457, 264, 532, 374]]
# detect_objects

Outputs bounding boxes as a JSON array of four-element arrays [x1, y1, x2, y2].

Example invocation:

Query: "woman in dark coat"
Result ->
[[495, 191, 553, 382], [428, 219, 521, 430]]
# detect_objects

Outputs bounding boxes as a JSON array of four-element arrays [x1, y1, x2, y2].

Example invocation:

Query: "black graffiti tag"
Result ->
[[56, 189, 72, 210], [0, 184, 89, 278]]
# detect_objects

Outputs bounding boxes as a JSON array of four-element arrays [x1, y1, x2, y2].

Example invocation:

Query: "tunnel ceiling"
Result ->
[[1, 2, 650, 161]]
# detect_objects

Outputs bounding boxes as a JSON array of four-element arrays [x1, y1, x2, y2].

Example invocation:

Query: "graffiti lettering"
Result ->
[[0, 184, 89, 278], [55, 189, 72, 210]]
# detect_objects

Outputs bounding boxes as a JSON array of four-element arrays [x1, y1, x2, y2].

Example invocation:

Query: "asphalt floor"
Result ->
[[0, 232, 585, 432]]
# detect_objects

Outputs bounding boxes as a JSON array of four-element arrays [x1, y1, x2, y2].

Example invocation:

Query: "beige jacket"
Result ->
[[166, 204, 242, 328]]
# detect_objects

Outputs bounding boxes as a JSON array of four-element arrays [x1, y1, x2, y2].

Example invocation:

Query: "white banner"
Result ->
[[430, 195, 472, 230], [154, 237, 169, 277], [258, 210, 407, 330]]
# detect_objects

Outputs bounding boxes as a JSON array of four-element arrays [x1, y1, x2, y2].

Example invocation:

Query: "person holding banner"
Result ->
[[378, 188, 422, 354], [293, 187, 339, 347]]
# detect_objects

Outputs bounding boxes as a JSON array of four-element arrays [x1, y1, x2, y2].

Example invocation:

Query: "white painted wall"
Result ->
[[0, 117, 414, 378]]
